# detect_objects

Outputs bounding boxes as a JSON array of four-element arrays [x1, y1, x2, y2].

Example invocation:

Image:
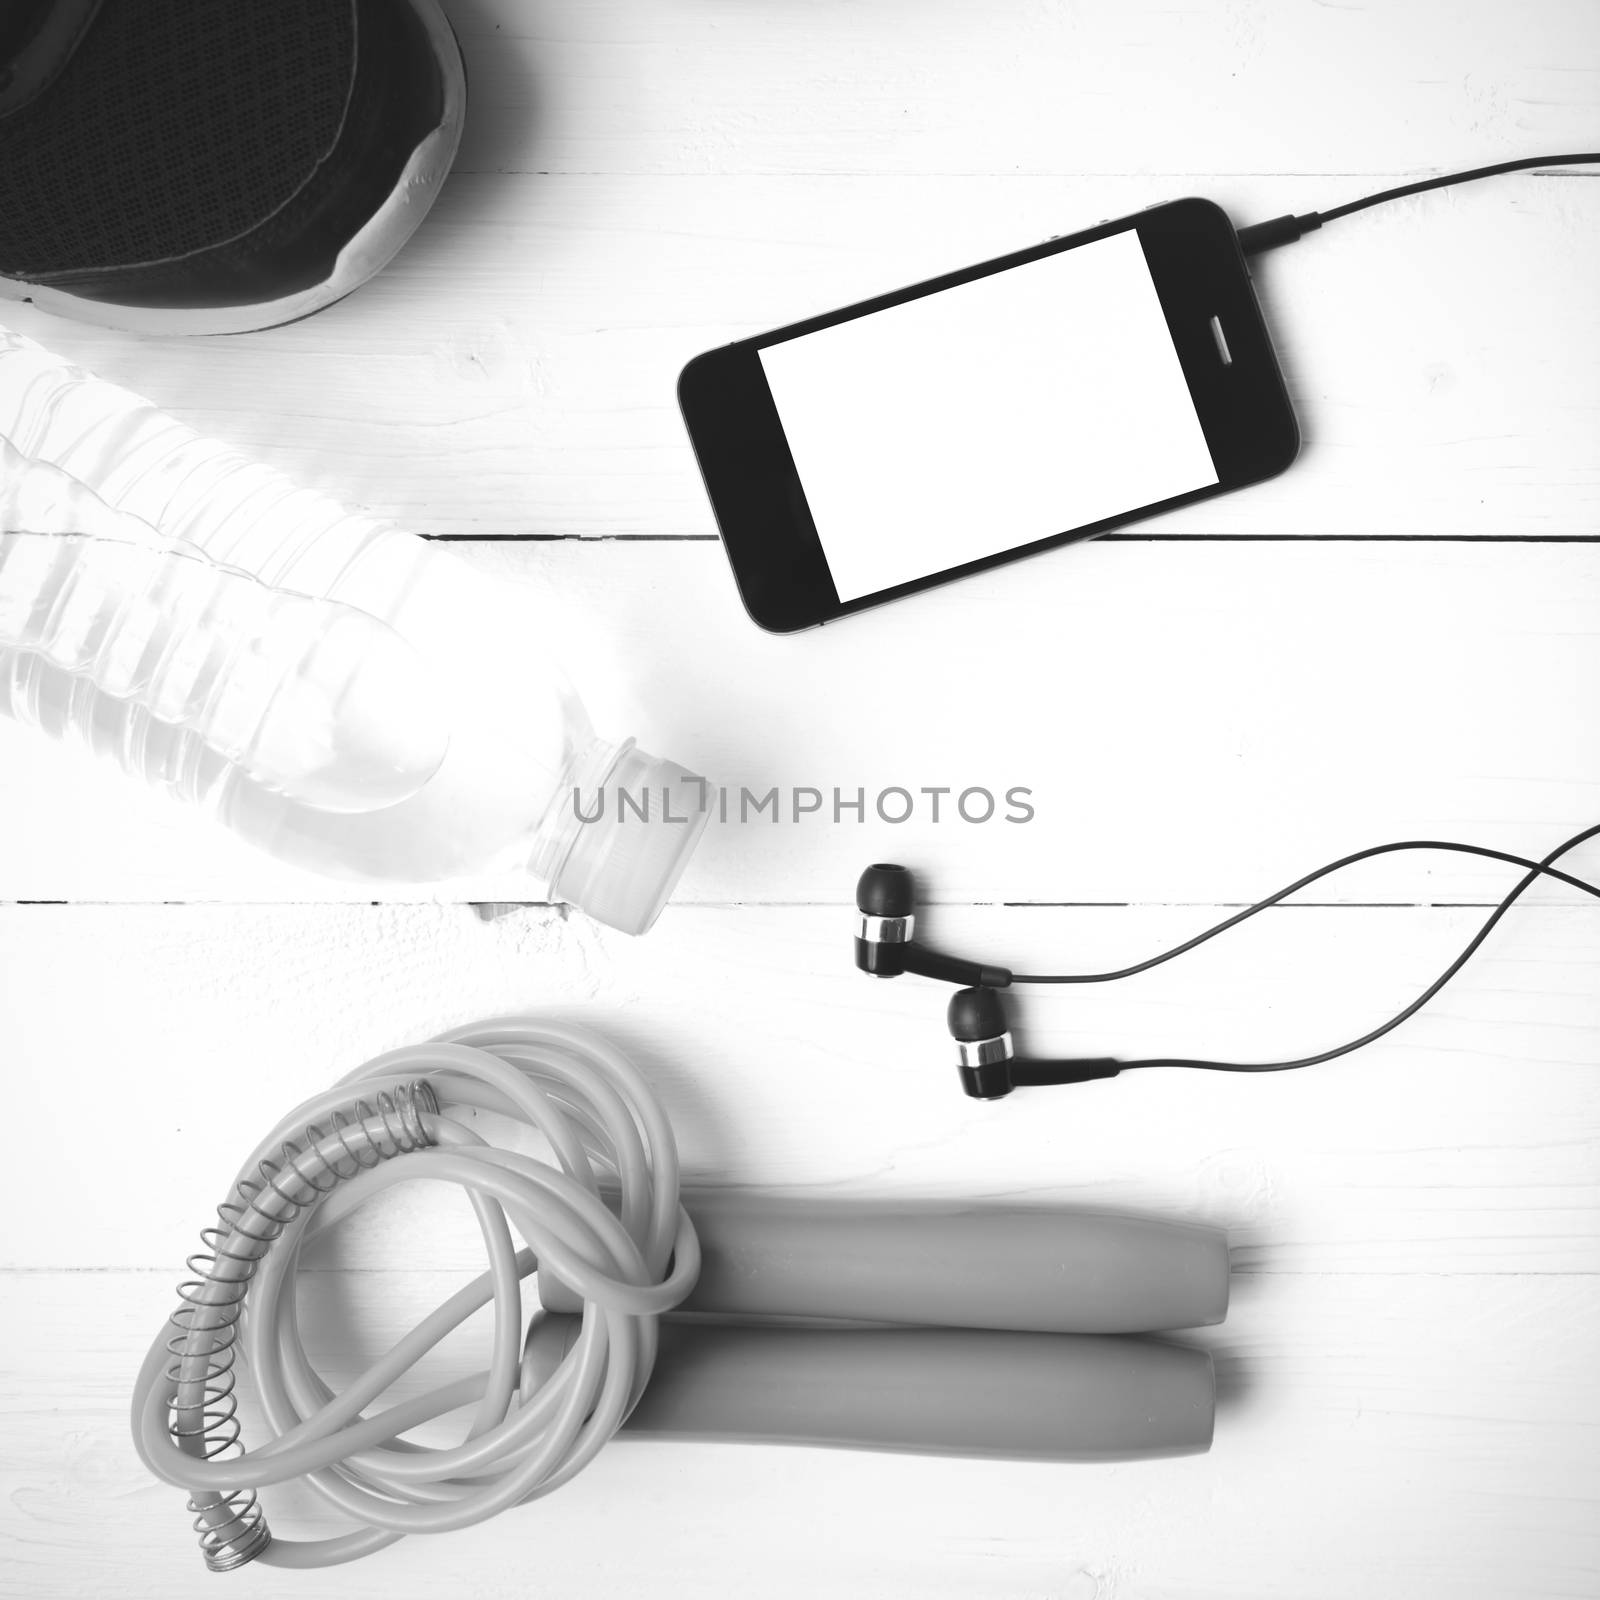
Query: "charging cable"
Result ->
[[1237, 152, 1600, 255]]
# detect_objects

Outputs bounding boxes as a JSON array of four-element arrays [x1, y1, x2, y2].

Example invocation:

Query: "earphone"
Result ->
[[944, 984, 1123, 1100], [854, 824, 1600, 1100], [854, 860, 1013, 987]]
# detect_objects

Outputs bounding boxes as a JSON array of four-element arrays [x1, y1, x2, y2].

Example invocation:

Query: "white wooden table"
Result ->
[[3, 3, 1598, 1595]]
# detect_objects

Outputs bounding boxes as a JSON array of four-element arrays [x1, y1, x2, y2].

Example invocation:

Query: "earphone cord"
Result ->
[[1011, 822, 1600, 1075], [1236, 152, 1600, 255]]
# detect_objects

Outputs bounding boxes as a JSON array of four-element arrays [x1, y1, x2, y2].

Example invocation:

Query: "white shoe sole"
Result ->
[[0, 0, 467, 337]]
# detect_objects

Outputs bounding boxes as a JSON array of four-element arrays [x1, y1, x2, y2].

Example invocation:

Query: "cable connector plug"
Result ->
[[1236, 212, 1323, 256]]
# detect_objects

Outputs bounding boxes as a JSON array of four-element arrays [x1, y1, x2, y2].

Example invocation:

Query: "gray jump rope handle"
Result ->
[[541, 1198, 1230, 1333], [538, 1323, 1213, 1461]]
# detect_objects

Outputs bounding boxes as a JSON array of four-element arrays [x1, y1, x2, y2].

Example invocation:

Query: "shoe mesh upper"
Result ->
[[0, 0, 356, 276]]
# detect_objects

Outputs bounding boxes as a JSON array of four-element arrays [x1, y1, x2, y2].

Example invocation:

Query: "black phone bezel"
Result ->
[[678, 197, 1299, 633]]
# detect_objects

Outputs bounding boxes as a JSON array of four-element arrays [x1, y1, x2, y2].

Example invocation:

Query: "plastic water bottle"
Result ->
[[0, 329, 709, 933]]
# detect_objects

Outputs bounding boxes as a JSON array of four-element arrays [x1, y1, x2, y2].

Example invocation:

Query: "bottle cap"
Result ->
[[551, 743, 711, 935]]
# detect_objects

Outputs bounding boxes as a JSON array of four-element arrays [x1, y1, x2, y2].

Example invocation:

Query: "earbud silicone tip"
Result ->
[[857, 862, 914, 918], [948, 985, 1007, 1042]]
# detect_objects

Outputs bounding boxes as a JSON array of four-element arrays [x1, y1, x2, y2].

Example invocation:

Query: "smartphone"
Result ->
[[679, 198, 1298, 632]]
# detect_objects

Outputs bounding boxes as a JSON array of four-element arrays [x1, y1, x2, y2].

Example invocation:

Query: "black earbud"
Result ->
[[947, 985, 1016, 1100], [859, 822, 1600, 1099], [854, 864, 1012, 987], [854, 864, 1117, 1098], [947, 986, 1123, 1101]]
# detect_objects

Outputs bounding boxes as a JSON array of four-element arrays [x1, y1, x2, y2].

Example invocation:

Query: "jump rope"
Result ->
[[133, 155, 1600, 1570]]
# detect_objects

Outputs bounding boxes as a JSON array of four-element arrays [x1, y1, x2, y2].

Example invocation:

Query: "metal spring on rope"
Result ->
[[164, 1081, 439, 1572]]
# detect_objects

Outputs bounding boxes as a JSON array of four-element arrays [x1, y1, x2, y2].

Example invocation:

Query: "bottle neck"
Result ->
[[526, 734, 633, 890], [528, 735, 712, 936]]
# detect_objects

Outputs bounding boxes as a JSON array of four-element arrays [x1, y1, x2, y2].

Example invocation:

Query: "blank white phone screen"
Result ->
[[758, 229, 1218, 603]]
